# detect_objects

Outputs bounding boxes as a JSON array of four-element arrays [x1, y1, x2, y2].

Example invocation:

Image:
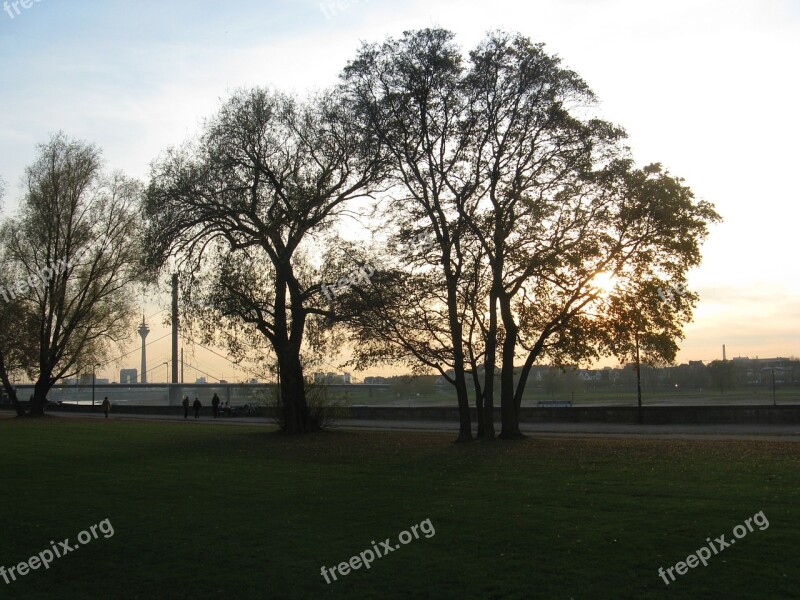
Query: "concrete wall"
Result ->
[[344, 405, 800, 424], [5, 402, 800, 424]]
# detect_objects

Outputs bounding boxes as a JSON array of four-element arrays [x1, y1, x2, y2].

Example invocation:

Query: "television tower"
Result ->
[[138, 316, 150, 383]]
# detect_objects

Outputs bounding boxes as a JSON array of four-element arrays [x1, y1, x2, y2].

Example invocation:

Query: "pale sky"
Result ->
[[1, 0, 798, 381]]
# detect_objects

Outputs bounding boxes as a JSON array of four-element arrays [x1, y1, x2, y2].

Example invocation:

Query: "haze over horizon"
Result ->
[[1, 0, 797, 381]]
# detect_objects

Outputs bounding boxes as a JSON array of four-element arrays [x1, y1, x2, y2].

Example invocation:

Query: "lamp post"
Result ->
[[92, 365, 96, 406], [163, 362, 169, 384], [634, 330, 643, 424], [772, 367, 777, 407]]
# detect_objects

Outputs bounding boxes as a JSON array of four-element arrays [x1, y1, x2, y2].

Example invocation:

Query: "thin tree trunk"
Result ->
[[446, 279, 472, 442], [0, 362, 24, 416], [498, 294, 523, 438], [511, 331, 552, 437], [470, 368, 485, 438], [512, 348, 541, 438], [452, 368, 472, 442], [481, 286, 498, 440], [0, 350, 24, 416]]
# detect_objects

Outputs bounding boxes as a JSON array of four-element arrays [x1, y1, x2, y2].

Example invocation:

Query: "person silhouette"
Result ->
[[182, 396, 190, 419], [193, 397, 202, 419]]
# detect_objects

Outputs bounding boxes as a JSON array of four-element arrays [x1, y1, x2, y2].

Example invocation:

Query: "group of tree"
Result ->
[[0, 29, 719, 439], [143, 28, 719, 439]]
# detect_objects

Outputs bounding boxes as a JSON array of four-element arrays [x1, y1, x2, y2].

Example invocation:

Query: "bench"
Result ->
[[537, 400, 573, 408]]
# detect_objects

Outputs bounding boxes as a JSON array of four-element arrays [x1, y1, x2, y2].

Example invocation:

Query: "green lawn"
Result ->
[[1, 417, 799, 599]]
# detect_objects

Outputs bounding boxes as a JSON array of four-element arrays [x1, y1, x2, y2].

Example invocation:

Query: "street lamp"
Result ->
[[634, 330, 643, 424], [92, 365, 96, 406], [772, 367, 777, 407]]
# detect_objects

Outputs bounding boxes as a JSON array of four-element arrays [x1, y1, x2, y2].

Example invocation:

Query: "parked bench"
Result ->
[[537, 400, 573, 408]]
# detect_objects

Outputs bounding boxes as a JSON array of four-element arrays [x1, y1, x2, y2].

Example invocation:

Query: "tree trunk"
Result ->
[[442, 256, 472, 442], [512, 347, 543, 438], [452, 366, 472, 442], [471, 370, 484, 438], [499, 332, 517, 438], [29, 377, 51, 416], [1, 380, 24, 416], [448, 308, 472, 442], [0, 352, 25, 416], [498, 295, 523, 438], [481, 286, 499, 440], [278, 351, 315, 434]]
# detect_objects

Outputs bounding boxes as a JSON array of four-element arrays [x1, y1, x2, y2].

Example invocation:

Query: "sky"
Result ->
[[0, 0, 798, 381]]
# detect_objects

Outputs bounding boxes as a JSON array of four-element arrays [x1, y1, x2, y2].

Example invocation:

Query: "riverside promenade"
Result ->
[[5, 409, 800, 442]]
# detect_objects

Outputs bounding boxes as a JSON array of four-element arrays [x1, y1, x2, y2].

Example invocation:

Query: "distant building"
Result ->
[[316, 372, 345, 384], [573, 369, 604, 382], [195, 377, 206, 384], [120, 369, 137, 384], [343, 372, 351, 384]]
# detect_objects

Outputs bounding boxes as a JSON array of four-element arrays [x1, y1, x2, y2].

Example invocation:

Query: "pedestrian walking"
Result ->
[[182, 395, 189, 419], [101, 396, 111, 418], [212, 393, 221, 418], [193, 397, 202, 419]]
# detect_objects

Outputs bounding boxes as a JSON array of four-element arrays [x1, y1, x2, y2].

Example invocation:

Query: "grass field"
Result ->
[[1, 417, 799, 599]]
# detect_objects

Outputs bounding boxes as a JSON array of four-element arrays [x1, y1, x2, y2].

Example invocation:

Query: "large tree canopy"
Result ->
[[338, 28, 720, 439]]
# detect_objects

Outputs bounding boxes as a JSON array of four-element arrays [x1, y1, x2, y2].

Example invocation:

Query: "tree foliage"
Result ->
[[0, 133, 146, 414], [338, 29, 720, 439], [144, 88, 387, 433]]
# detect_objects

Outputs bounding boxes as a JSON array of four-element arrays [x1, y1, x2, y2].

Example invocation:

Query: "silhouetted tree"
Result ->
[[341, 29, 481, 441], [0, 134, 145, 415], [144, 88, 387, 434], [342, 29, 720, 438], [0, 178, 36, 415]]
